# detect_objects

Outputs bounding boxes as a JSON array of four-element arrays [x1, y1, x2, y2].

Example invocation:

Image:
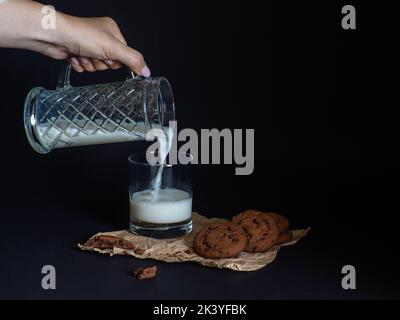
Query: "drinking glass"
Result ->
[[128, 152, 192, 238]]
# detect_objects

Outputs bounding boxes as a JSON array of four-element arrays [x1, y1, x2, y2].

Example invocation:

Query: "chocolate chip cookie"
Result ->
[[193, 222, 247, 259], [264, 212, 290, 233], [275, 230, 293, 245], [232, 210, 279, 253]]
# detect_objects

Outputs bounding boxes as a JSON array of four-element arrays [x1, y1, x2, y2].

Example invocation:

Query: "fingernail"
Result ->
[[105, 59, 114, 66], [79, 57, 89, 65], [71, 57, 79, 65], [140, 65, 151, 78]]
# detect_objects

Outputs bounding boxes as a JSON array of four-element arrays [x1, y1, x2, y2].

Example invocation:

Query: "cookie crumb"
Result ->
[[134, 266, 157, 280], [134, 248, 145, 255], [85, 235, 135, 250]]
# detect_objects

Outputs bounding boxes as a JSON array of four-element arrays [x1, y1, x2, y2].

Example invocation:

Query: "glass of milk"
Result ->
[[128, 152, 192, 239]]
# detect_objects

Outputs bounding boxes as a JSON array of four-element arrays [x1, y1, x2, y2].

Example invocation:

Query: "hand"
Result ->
[[0, 0, 151, 76], [47, 15, 151, 76]]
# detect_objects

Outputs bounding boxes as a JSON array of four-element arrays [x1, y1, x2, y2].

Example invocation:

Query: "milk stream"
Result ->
[[151, 127, 173, 196]]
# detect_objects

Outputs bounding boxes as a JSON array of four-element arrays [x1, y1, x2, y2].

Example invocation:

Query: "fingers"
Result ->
[[78, 57, 96, 72], [91, 59, 109, 71], [111, 40, 151, 77], [104, 59, 123, 70], [70, 56, 121, 72], [70, 57, 84, 73]]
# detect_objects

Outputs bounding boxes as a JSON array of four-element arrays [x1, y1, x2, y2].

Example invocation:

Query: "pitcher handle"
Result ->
[[57, 62, 137, 89]]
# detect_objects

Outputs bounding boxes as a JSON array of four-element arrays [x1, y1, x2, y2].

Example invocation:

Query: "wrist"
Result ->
[[49, 12, 81, 50], [24, 2, 74, 48], [35, 8, 70, 44], [5, 1, 68, 46]]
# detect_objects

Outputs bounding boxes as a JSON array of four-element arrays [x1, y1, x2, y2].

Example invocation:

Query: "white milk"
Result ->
[[130, 188, 192, 224], [36, 122, 149, 149]]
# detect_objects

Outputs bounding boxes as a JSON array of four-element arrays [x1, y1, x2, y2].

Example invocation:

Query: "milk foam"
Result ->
[[130, 188, 192, 224]]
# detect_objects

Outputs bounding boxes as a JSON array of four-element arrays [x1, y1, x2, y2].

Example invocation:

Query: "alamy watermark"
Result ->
[[341, 265, 356, 290], [41, 5, 56, 30], [145, 121, 255, 176], [41, 265, 56, 290], [342, 5, 356, 30], [2, 3, 357, 32]]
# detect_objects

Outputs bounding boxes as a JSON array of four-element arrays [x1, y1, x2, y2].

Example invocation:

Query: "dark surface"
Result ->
[[1, 0, 398, 299]]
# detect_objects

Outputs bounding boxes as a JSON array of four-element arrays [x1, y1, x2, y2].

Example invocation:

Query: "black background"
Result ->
[[1, 0, 397, 299]]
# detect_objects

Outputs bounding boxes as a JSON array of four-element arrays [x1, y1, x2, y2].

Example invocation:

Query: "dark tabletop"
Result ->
[[0, 158, 399, 300]]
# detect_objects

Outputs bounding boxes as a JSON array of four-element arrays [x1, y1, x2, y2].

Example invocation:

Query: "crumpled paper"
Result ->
[[78, 212, 310, 272]]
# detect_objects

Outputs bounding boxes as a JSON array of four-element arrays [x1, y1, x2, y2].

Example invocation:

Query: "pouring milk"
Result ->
[[130, 126, 192, 224]]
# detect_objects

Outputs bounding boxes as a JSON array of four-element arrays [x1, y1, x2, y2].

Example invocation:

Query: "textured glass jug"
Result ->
[[24, 64, 175, 154]]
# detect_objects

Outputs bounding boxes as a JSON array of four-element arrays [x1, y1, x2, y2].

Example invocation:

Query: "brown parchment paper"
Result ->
[[78, 212, 310, 272]]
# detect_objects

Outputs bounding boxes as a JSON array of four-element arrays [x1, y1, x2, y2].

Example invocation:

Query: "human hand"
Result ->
[[51, 15, 151, 76], [0, 0, 150, 76]]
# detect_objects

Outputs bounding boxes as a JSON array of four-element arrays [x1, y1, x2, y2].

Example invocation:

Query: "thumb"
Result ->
[[110, 40, 151, 77]]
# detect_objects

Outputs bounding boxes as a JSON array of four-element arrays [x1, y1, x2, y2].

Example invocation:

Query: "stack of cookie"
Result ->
[[193, 210, 292, 259]]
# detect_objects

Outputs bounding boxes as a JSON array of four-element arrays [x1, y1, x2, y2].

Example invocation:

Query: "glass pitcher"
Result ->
[[24, 64, 175, 154]]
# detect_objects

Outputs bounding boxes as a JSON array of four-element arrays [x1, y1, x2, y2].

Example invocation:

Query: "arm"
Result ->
[[0, 0, 151, 76]]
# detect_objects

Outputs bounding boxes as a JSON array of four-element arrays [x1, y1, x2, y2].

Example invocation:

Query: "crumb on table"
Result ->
[[134, 266, 157, 280]]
